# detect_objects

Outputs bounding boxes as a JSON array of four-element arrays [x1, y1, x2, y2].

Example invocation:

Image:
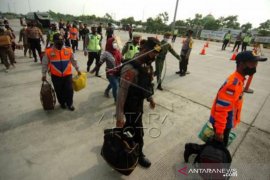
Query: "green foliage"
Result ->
[[258, 20, 270, 36], [241, 23, 252, 33]]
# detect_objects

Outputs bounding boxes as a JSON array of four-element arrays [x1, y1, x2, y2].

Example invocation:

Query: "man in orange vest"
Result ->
[[69, 24, 79, 52], [42, 33, 81, 111], [184, 51, 267, 162]]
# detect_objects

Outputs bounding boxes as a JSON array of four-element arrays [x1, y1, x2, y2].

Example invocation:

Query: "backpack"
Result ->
[[101, 128, 139, 176], [194, 141, 232, 179]]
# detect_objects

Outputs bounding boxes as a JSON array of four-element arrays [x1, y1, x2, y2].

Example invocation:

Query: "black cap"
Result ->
[[236, 51, 268, 63], [144, 37, 161, 52]]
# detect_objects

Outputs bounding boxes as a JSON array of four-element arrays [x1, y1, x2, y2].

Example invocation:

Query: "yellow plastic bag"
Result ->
[[72, 72, 87, 91]]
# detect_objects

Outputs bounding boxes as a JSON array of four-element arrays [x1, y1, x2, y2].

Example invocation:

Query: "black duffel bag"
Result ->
[[40, 80, 56, 110], [101, 128, 139, 176], [194, 140, 232, 179]]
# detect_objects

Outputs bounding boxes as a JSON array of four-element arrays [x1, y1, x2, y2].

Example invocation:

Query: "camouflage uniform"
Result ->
[[155, 39, 181, 88]]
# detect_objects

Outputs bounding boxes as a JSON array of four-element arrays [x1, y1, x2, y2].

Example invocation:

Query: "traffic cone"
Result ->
[[205, 41, 209, 48], [200, 46, 206, 55], [230, 51, 237, 60]]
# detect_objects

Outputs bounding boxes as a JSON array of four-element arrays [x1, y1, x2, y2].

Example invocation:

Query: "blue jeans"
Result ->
[[105, 75, 119, 102]]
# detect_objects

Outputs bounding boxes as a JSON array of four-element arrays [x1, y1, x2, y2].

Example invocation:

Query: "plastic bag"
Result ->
[[198, 121, 236, 146]]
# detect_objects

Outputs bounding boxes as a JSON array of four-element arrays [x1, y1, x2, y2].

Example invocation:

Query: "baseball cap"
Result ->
[[236, 51, 268, 63]]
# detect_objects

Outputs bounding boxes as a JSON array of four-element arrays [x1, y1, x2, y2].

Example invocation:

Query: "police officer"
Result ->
[[42, 33, 81, 111], [18, 24, 32, 58], [46, 23, 58, 48], [155, 32, 181, 90], [116, 37, 161, 168], [242, 33, 252, 52], [221, 30, 232, 50], [122, 34, 141, 63], [232, 32, 242, 52], [176, 30, 193, 76], [184, 51, 267, 162], [84, 25, 102, 77]]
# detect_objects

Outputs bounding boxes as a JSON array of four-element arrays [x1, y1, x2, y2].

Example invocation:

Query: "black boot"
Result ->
[[138, 153, 151, 168], [184, 143, 203, 163], [157, 83, 163, 91]]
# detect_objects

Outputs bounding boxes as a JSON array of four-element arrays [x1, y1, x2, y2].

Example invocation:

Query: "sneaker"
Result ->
[[138, 155, 151, 168], [175, 71, 181, 74], [95, 74, 101, 78]]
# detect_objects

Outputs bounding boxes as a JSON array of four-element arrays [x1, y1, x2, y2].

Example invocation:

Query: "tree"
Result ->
[[157, 12, 169, 24], [258, 20, 270, 36], [120, 17, 135, 25], [104, 13, 112, 21], [145, 13, 170, 33], [241, 23, 252, 33], [223, 15, 240, 29]]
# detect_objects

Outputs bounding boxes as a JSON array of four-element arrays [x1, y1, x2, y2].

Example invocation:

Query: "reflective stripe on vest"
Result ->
[[46, 47, 72, 77], [124, 44, 139, 59], [87, 34, 101, 52]]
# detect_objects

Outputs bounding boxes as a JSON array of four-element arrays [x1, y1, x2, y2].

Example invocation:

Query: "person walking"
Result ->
[[84, 25, 102, 77], [91, 37, 122, 103], [46, 23, 58, 48], [42, 33, 81, 111], [26, 21, 44, 62], [106, 23, 114, 41], [122, 34, 141, 63], [0, 27, 15, 72], [69, 24, 79, 52], [18, 24, 32, 58], [116, 37, 161, 168], [221, 30, 232, 50]]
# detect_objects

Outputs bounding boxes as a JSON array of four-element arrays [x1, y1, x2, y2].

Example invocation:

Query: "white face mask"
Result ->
[[112, 42, 118, 49], [164, 38, 169, 42]]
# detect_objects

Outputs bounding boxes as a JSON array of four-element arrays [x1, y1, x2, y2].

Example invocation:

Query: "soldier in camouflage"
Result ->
[[155, 32, 181, 90]]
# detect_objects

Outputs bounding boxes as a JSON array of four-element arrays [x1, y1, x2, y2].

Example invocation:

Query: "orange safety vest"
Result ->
[[46, 47, 73, 77], [209, 71, 245, 135], [69, 27, 78, 40]]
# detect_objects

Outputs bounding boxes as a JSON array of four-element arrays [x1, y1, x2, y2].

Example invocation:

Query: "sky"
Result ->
[[0, 0, 270, 28]]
